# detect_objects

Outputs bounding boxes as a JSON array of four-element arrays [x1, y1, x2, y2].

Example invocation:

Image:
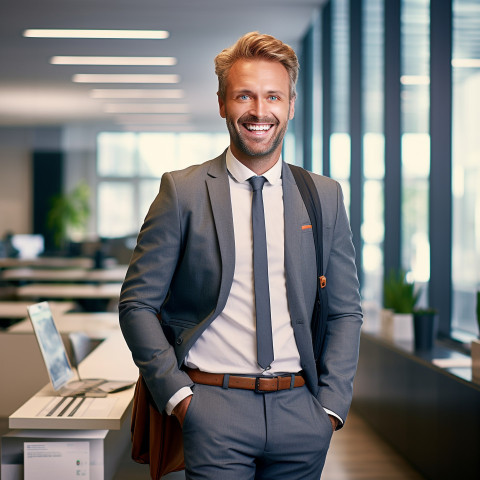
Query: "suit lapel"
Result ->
[[206, 153, 236, 317]]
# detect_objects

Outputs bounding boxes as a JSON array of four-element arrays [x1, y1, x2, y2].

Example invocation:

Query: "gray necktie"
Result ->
[[248, 176, 274, 370]]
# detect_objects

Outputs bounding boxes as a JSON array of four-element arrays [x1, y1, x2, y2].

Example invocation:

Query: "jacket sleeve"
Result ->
[[119, 172, 193, 411]]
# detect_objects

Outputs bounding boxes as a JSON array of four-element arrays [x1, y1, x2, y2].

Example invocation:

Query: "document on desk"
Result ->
[[36, 396, 118, 418], [24, 441, 89, 479]]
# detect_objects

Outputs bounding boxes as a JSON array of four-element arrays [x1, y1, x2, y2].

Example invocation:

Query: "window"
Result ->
[[361, 0, 385, 305], [401, 0, 430, 301], [330, 0, 351, 211], [96, 132, 229, 238], [451, 0, 480, 336]]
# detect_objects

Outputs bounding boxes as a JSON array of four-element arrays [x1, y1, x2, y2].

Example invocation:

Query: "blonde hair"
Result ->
[[214, 31, 299, 100]]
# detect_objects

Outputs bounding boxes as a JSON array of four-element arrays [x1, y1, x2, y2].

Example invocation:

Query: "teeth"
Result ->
[[245, 124, 271, 131]]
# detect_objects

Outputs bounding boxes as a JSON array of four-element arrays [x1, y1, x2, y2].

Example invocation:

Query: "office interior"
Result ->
[[0, 0, 479, 478]]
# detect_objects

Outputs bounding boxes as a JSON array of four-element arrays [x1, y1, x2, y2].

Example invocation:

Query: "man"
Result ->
[[119, 32, 362, 479]]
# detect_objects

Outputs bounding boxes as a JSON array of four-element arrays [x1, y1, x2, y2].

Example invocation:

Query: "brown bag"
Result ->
[[131, 375, 185, 479]]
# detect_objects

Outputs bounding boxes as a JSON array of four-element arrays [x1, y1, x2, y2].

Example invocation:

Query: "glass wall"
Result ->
[[330, 0, 351, 211], [96, 132, 229, 238], [400, 0, 430, 302], [452, 0, 480, 336], [361, 0, 385, 305]]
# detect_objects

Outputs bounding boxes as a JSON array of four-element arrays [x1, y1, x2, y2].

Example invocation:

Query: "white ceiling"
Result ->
[[0, 0, 325, 131]]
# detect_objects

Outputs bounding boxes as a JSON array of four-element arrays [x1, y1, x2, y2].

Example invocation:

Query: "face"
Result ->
[[218, 58, 295, 171]]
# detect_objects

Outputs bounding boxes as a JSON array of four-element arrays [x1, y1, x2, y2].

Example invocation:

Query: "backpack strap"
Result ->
[[288, 164, 328, 361]]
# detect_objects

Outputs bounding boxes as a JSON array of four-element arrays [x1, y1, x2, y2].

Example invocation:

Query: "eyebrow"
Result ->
[[232, 89, 286, 97]]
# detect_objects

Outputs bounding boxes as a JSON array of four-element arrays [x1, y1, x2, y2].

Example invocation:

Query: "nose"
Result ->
[[249, 98, 267, 119]]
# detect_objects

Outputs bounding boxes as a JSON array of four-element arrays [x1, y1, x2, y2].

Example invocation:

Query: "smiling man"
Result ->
[[119, 32, 362, 480]]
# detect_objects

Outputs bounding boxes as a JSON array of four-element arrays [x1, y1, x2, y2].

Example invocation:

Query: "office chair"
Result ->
[[67, 332, 97, 380]]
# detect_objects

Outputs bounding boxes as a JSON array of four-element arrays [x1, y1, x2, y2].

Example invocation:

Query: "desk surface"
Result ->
[[8, 312, 119, 337], [15, 283, 122, 299], [0, 257, 97, 269], [9, 331, 138, 430], [2, 266, 127, 283], [0, 300, 75, 319]]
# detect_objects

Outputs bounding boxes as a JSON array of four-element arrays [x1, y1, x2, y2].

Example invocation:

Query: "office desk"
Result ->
[[15, 283, 122, 300], [0, 313, 119, 417], [8, 312, 119, 338], [2, 331, 138, 480], [9, 331, 137, 430], [2, 266, 127, 283], [0, 301, 75, 329], [15, 283, 122, 312], [0, 257, 97, 269], [0, 301, 75, 319]]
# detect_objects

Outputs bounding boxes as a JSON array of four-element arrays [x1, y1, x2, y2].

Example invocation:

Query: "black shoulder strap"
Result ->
[[288, 164, 328, 361], [288, 164, 324, 276]]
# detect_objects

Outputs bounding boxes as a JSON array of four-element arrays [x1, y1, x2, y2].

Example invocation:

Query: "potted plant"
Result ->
[[472, 291, 480, 382], [47, 181, 91, 252], [381, 269, 420, 341], [412, 307, 438, 351]]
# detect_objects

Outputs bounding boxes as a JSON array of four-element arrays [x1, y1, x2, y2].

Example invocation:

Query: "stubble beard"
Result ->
[[225, 114, 289, 161]]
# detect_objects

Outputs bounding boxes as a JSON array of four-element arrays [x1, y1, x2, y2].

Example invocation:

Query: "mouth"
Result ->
[[243, 123, 274, 134]]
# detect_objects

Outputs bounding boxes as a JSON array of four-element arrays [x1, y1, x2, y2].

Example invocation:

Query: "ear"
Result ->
[[218, 93, 226, 119], [288, 96, 296, 120]]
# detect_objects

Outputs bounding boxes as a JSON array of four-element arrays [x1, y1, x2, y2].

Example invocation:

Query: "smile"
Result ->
[[244, 123, 273, 132]]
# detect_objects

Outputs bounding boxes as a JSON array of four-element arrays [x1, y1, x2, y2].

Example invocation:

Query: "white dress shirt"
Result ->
[[184, 148, 302, 375]]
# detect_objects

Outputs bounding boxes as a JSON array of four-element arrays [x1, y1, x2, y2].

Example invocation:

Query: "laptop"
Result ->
[[27, 301, 134, 398]]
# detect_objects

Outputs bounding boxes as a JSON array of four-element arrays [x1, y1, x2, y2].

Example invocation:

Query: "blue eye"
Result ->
[[269, 95, 279, 101], [240, 95, 249, 100]]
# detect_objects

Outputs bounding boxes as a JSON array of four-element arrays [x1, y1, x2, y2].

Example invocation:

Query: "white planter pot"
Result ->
[[380, 310, 413, 342], [392, 313, 414, 341], [472, 339, 480, 383], [380, 309, 394, 340]]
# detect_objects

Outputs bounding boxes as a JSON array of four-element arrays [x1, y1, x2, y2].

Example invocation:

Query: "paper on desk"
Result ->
[[24, 441, 89, 479], [432, 357, 471, 368]]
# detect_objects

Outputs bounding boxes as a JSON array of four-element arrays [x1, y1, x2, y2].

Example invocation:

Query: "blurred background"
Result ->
[[1, 1, 480, 478]]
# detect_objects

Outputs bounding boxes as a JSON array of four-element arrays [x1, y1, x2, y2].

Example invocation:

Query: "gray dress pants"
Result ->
[[181, 382, 333, 480]]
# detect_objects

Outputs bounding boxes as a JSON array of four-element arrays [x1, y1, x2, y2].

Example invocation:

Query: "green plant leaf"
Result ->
[[46, 181, 91, 248], [383, 268, 420, 314]]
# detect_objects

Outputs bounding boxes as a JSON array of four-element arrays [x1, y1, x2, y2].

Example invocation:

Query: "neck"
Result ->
[[230, 145, 282, 175]]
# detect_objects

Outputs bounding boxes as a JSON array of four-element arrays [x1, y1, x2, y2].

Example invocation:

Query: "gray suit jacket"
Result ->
[[119, 151, 362, 423]]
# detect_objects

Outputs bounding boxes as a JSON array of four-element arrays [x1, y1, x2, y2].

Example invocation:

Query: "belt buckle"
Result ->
[[254, 376, 275, 393]]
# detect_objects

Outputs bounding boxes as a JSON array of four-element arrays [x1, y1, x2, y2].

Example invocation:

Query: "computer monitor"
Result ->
[[11, 234, 44, 259]]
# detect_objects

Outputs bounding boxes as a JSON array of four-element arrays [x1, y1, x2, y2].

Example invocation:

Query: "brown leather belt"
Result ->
[[185, 368, 305, 393]]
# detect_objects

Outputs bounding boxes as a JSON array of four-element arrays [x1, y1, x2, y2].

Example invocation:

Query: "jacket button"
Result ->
[[176, 337, 183, 345]]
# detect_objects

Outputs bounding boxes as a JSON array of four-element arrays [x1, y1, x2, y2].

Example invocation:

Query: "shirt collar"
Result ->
[[226, 147, 282, 186]]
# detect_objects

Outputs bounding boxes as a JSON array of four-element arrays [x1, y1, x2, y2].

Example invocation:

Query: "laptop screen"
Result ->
[[27, 302, 74, 390]]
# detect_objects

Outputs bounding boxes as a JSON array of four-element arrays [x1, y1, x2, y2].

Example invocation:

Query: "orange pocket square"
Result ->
[[301, 224, 312, 230]]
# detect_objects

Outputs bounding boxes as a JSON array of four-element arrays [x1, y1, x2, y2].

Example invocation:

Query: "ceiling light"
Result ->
[[452, 58, 480, 68], [104, 104, 189, 113], [115, 114, 191, 124], [73, 74, 180, 83], [51, 56, 176, 66], [23, 29, 169, 39], [90, 89, 185, 99], [400, 75, 430, 86]]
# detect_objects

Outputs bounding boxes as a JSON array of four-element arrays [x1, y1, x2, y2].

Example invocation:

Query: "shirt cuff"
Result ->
[[165, 386, 194, 415], [323, 408, 343, 428]]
